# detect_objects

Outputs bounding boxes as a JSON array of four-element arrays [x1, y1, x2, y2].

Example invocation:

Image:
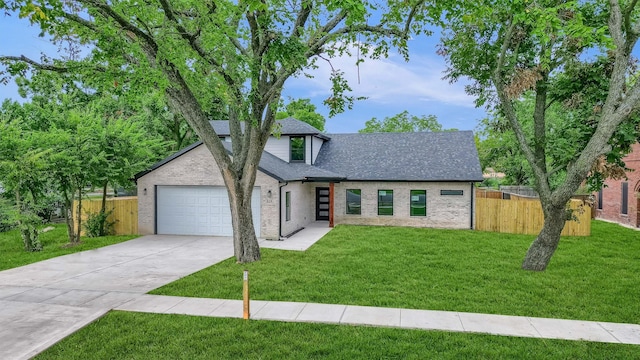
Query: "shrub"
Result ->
[[83, 210, 115, 237]]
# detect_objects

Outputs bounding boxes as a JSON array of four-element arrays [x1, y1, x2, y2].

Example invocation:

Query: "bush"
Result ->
[[83, 210, 115, 237]]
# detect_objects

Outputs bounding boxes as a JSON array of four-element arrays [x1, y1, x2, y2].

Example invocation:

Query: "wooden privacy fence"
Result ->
[[475, 198, 591, 236], [72, 197, 138, 236]]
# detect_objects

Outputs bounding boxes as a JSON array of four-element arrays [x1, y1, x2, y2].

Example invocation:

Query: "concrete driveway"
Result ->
[[0, 235, 235, 360]]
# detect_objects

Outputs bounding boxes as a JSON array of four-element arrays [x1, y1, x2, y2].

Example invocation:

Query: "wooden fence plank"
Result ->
[[475, 197, 590, 236], [72, 197, 138, 236]]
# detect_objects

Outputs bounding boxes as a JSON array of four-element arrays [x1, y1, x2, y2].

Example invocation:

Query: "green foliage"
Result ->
[[0, 197, 16, 232], [0, 92, 164, 245], [276, 98, 326, 131], [83, 210, 115, 238], [359, 110, 444, 133]]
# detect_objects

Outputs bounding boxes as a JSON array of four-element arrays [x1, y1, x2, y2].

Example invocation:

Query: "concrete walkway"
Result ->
[[116, 295, 640, 345], [1, 223, 639, 359]]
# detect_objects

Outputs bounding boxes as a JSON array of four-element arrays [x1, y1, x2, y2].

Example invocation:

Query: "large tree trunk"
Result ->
[[227, 182, 261, 263], [222, 166, 260, 264], [521, 204, 568, 271]]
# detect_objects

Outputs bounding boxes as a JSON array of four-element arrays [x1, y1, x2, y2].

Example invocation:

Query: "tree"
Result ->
[[1, 0, 431, 262], [276, 98, 326, 131], [437, 0, 640, 270], [0, 111, 49, 251], [359, 111, 443, 133]]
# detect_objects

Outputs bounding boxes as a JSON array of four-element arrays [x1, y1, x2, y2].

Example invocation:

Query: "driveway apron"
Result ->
[[0, 235, 234, 360]]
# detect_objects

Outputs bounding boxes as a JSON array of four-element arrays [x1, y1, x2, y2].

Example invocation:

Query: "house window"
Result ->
[[622, 182, 628, 215], [441, 190, 464, 196], [378, 190, 393, 216], [290, 136, 305, 162], [285, 191, 291, 221], [346, 189, 361, 215], [410, 190, 426, 216], [597, 188, 603, 210]]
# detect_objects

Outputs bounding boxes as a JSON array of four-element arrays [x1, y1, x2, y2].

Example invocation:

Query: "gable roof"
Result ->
[[313, 131, 483, 182], [210, 118, 330, 140], [134, 141, 344, 182]]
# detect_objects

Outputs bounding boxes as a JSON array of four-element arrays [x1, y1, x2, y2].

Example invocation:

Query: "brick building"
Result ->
[[594, 143, 640, 228]]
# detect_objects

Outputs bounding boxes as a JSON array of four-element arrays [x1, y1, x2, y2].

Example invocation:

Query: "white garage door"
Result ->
[[156, 186, 261, 236]]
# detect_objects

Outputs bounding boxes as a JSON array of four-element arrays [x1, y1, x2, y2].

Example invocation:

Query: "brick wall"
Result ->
[[136, 144, 280, 238], [594, 143, 640, 228], [280, 181, 315, 236], [333, 181, 474, 229]]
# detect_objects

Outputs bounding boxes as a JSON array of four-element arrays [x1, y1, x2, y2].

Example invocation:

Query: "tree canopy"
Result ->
[[437, 0, 640, 270]]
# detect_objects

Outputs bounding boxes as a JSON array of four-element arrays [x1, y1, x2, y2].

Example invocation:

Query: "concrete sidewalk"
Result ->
[[115, 294, 640, 345]]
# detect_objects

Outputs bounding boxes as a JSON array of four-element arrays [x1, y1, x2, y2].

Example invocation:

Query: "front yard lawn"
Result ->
[[153, 220, 640, 324], [37, 311, 640, 359], [0, 224, 138, 271]]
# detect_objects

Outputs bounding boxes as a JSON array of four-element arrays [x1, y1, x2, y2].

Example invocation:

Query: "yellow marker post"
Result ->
[[243, 270, 250, 320]]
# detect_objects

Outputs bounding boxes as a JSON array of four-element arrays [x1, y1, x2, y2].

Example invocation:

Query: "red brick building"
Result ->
[[594, 143, 640, 228]]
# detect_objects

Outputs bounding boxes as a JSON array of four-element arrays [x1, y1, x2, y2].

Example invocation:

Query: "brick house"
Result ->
[[134, 118, 483, 239], [594, 142, 640, 228]]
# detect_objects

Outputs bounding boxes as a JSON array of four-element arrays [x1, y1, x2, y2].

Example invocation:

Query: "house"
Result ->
[[594, 142, 640, 228], [134, 118, 484, 239]]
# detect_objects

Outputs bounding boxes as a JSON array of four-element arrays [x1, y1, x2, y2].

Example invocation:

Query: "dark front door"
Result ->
[[316, 187, 330, 221]]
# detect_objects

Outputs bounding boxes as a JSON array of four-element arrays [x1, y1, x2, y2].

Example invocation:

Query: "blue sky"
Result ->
[[0, 15, 488, 133]]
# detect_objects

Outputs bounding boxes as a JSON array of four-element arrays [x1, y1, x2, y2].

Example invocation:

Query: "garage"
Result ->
[[156, 186, 261, 236]]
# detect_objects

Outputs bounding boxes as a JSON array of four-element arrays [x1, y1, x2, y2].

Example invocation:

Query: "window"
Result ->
[[346, 189, 361, 215], [597, 188, 603, 210], [410, 190, 426, 216], [622, 182, 628, 215], [290, 136, 305, 162], [378, 190, 393, 216], [285, 191, 291, 221], [441, 190, 464, 196]]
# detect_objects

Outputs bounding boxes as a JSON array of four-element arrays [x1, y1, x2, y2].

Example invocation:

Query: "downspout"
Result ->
[[278, 181, 288, 239], [470, 182, 474, 230]]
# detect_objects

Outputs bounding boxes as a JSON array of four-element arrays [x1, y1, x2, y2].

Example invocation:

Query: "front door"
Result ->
[[316, 187, 330, 221]]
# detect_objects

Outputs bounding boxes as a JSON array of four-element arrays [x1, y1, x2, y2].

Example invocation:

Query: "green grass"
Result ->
[[0, 224, 138, 271], [36, 311, 640, 359], [153, 220, 640, 324]]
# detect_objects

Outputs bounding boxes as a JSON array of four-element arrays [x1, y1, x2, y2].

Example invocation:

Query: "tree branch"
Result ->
[[80, 0, 158, 53], [492, 20, 549, 197], [0, 55, 69, 73], [623, 0, 640, 43]]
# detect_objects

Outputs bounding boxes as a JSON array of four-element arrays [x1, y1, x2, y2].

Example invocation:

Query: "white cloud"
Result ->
[[287, 47, 477, 109]]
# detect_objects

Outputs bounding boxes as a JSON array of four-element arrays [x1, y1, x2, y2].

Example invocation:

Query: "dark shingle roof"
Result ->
[[258, 155, 345, 182], [135, 119, 483, 183], [210, 118, 329, 139], [313, 131, 483, 182]]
